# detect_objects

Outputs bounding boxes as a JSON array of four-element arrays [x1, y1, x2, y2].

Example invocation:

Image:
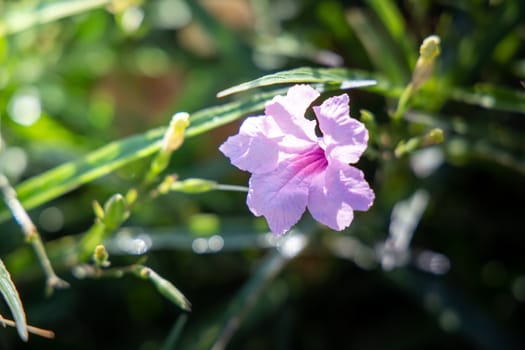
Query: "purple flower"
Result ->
[[219, 85, 374, 235]]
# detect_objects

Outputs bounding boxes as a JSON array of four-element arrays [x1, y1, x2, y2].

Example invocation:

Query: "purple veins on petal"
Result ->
[[247, 146, 328, 235]]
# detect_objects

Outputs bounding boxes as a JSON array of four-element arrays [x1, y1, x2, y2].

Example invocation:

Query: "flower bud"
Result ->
[[93, 245, 110, 267], [395, 128, 445, 158], [142, 267, 191, 311], [411, 35, 441, 91], [423, 128, 444, 146], [170, 178, 217, 194], [102, 193, 129, 230], [419, 35, 441, 61], [162, 112, 190, 153]]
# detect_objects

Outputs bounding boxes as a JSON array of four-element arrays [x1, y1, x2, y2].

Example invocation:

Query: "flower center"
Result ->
[[290, 146, 328, 178]]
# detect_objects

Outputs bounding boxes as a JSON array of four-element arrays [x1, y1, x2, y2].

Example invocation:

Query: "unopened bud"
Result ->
[[162, 112, 190, 153], [423, 128, 444, 146], [103, 193, 129, 230], [170, 178, 217, 194], [93, 245, 110, 267], [395, 128, 445, 158], [144, 267, 191, 311], [419, 35, 441, 61], [412, 35, 441, 90]]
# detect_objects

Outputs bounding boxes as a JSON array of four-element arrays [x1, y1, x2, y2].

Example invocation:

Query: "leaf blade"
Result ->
[[217, 67, 377, 97], [0, 259, 28, 341]]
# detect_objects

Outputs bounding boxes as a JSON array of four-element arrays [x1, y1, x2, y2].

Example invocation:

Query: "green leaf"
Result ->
[[0, 89, 282, 224], [0, 128, 165, 223], [1, 68, 519, 226], [216, 67, 377, 97], [0, 259, 28, 341]]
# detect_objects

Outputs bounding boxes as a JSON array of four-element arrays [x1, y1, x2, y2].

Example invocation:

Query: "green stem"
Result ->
[[214, 184, 249, 192], [393, 83, 414, 121], [0, 174, 69, 295]]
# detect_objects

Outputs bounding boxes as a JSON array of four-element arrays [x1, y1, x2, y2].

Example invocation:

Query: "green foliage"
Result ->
[[0, 259, 27, 341], [0, 0, 524, 349]]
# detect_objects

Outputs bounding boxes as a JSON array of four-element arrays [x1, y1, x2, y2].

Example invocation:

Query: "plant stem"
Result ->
[[0, 174, 69, 295], [0, 316, 55, 339], [214, 184, 249, 192]]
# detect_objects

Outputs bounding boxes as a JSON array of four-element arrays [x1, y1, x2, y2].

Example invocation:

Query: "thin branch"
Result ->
[[0, 314, 55, 339], [0, 174, 69, 295]]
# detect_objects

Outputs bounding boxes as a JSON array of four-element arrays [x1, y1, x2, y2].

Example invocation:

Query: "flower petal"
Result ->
[[219, 116, 281, 174], [307, 161, 374, 231], [314, 93, 368, 164], [265, 85, 319, 142], [247, 158, 313, 235]]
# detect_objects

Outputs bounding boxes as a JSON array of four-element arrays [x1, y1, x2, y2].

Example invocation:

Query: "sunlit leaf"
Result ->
[[217, 67, 377, 97], [0, 90, 281, 224], [0, 259, 27, 341], [0, 128, 164, 223]]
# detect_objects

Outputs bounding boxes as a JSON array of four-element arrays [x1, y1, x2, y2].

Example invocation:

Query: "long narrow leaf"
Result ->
[[0, 90, 280, 224], [217, 67, 377, 97], [0, 259, 27, 341], [0, 128, 165, 223]]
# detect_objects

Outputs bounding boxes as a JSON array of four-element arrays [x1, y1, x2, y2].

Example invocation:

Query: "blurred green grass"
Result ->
[[0, 0, 524, 349]]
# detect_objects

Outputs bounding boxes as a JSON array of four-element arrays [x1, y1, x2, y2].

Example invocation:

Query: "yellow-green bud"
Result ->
[[102, 193, 129, 230], [419, 35, 441, 61], [162, 112, 190, 153], [395, 128, 445, 158], [145, 268, 191, 311], [139, 266, 151, 279], [412, 35, 441, 91], [170, 178, 217, 194], [93, 245, 110, 267], [424, 128, 445, 145]]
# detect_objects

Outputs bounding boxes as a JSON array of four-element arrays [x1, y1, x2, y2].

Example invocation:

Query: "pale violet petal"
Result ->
[[277, 134, 318, 154], [219, 116, 282, 174], [247, 157, 315, 235], [265, 85, 319, 142], [313, 93, 368, 164], [329, 162, 374, 211], [307, 161, 374, 231], [307, 171, 355, 231]]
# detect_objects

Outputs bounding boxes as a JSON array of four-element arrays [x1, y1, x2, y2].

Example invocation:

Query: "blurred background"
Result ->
[[0, 0, 524, 349]]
